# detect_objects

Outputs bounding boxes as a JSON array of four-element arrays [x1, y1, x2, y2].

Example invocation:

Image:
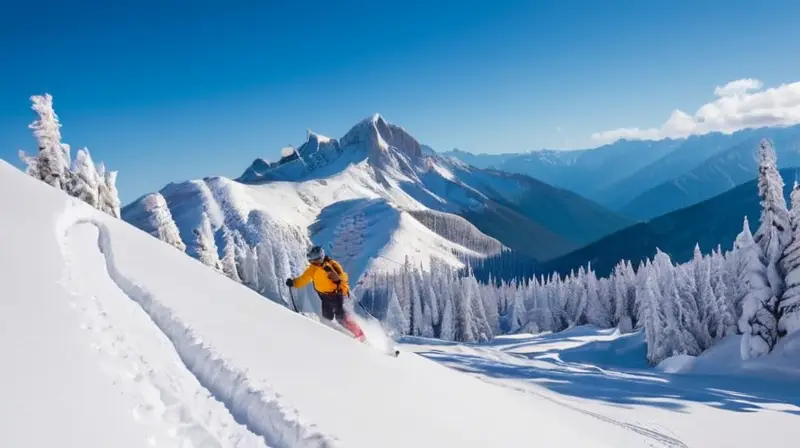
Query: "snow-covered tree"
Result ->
[[740, 139, 788, 358], [218, 226, 242, 282], [190, 212, 223, 272], [710, 247, 737, 339], [96, 163, 121, 218], [136, 192, 186, 252], [779, 181, 800, 336], [439, 292, 456, 340], [19, 93, 71, 190], [727, 217, 756, 324], [68, 148, 100, 208], [17, 93, 122, 217]]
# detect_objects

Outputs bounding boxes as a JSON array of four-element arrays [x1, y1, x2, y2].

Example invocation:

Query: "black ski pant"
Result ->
[[318, 291, 346, 321]]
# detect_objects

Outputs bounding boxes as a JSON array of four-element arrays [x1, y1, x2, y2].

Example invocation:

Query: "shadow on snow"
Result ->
[[402, 329, 800, 416]]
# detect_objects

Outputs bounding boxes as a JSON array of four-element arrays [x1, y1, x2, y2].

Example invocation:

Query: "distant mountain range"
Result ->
[[440, 125, 800, 221], [536, 167, 800, 278]]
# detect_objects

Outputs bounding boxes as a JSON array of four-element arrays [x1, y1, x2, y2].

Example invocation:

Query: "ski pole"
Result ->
[[287, 285, 298, 312]]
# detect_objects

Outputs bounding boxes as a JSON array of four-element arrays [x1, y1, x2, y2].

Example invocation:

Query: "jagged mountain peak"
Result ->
[[238, 114, 424, 183]]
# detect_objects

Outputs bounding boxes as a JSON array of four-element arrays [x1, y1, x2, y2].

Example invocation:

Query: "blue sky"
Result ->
[[2, 0, 800, 204]]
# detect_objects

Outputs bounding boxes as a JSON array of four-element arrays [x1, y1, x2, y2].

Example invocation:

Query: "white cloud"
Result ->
[[591, 78, 800, 144]]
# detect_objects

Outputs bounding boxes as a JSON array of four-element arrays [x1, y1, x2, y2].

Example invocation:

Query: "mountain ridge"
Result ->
[[442, 125, 800, 219], [537, 167, 800, 278]]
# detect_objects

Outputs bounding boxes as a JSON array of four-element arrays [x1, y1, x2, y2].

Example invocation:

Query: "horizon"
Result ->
[[2, 1, 800, 204]]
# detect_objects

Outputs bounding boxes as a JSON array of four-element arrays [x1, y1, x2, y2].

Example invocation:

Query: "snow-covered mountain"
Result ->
[[122, 114, 630, 309]]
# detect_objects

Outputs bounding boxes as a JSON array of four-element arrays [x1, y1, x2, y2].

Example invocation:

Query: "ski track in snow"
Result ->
[[56, 203, 339, 448], [486, 378, 686, 448], [416, 345, 687, 448]]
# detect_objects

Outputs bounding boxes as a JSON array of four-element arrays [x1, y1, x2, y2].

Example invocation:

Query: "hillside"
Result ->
[[538, 168, 799, 278], [1, 159, 654, 448], [619, 126, 800, 220], [4, 159, 798, 448], [122, 114, 630, 311]]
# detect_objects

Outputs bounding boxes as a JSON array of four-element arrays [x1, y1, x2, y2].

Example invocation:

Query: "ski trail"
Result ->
[[486, 378, 687, 448], [417, 346, 687, 448], [61, 224, 265, 448], [56, 204, 339, 448]]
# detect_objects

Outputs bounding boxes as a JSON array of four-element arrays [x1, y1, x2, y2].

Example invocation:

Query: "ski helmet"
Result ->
[[307, 245, 324, 262]]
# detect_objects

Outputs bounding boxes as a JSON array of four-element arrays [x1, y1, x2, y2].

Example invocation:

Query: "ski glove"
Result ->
[[285, 278, 294, 287]]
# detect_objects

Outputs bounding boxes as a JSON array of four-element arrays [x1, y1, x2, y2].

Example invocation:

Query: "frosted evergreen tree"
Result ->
[[385, 289, 408, 336], [507, 290, 527, 333], [439, 292, 456, 340], [68, 148, 100, 208], [218, 226, 242, 282], [710, 248, 736, 339], [728, 217, 756, 321], [585, 265, 612, 328], [674, 263, 703, 351], [136, 192, 186, 252], [692, 249, 716, 349], [741, 139, 788, 358], [480, 280, 501, 334], [96, 162, 122, 218], [19, 93, 71, 190], [612, 261, 635, 333], [636, 263, 668, 364], [454, 276, 478, 342], [191, 212, 224, 273], [654, 249, 699, 356], [408, 263, 424, 336], [780, 181, 800, 336]]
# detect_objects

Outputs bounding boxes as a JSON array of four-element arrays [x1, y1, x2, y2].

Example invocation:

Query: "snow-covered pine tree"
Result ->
[[741, 138, 788, 358], [636, 261, 669, 364], [69, 148, 100, 208], [507, 288, 527, 333], [779, 180, 800, 336], [137, 192, 186, 252], [385, 288, 409, 336], [19, 93, 71, 191], [653, 249, 700, 356], [439, 291, 456, 340], [710, 247, 737, 339], [218, 226, 242, 282], [96, 162, 122, 218], [191, 212, 224, 273], [728, 217, 756, 323], [585, 264, 612, 328], [612, 261, 636, 333]]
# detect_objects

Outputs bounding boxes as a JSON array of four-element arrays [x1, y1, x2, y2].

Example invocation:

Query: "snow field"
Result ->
[[402, 326, 800, 448]]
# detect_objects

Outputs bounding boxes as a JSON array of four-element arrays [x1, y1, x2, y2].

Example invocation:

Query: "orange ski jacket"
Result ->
[[292, 257, 350, 296]]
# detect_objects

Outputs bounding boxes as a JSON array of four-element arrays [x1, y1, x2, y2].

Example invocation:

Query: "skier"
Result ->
[[286, 245, 366, 342]]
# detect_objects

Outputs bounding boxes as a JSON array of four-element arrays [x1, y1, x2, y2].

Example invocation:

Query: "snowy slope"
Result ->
[[402, 326, 800, 448], [0, 160, 664, 447]]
